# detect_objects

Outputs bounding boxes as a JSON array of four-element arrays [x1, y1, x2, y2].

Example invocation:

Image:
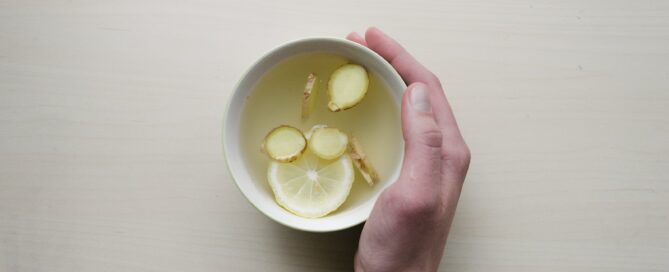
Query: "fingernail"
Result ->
[[410, 84, 431, 113]]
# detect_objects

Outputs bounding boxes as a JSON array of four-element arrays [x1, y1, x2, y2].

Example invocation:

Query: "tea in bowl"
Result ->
[[224, 38, 405, 232]]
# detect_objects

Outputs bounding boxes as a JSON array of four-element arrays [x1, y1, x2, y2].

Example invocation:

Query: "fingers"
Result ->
[[363, 27, 466, 151], [346, 32, 367, 46], [364, 27, 439, 87], [427, 83, 466, 148], [346, 27, 469, 182], [398, 83, 443, 189]]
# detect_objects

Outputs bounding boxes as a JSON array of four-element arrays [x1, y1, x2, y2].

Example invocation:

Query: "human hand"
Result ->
[[347, 27, 471, 271]]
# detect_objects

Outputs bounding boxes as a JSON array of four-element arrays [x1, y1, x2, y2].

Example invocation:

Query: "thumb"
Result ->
[[398, 83, 443, 188]]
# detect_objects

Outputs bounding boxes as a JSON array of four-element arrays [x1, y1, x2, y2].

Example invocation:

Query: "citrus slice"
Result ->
[[262, 125, 306, 162], [328, 64, 369, 112], [308, 127, 349, 160], [267, 151, 354, 218]]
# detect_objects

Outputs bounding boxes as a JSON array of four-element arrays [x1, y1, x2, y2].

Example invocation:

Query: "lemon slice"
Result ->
[[267, 151, 354, 218]]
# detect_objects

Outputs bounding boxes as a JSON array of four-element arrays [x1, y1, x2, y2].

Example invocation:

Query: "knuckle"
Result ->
[[444, 144, 471, 168], [398, 196, 440, 219], [419, 129, 443, 148], [458, 145, 472, 166], [427, 72, 443, 87], [384, 188, 440, 219]]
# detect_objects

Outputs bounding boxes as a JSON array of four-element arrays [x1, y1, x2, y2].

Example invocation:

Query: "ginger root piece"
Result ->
[[305, 124, 328, 140], [262, 125, 307, 162], [327, 64, 369, 112], [348, 137, 379, 186], [301, 73, 318, 120], [308, 127, 349, 160]]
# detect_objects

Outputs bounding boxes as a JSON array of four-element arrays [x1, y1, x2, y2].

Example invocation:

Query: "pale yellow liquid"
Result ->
[[240, 53, 402, 212]]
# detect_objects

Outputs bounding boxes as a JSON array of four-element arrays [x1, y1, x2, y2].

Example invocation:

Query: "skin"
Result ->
[[347, 27, 471, 272]]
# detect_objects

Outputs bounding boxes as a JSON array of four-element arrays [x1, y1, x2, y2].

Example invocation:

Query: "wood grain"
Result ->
[[1, 0, 668, 271]]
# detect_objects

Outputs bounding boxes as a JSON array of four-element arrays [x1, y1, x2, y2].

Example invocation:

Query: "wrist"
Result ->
[[354, 251, 365, 272], [354, 251, 437, 272]]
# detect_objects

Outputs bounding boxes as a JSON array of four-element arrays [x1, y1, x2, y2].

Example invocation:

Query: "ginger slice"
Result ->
[[327, 64, 369, 112], [262, 125, 307, 162], [301, 73, 318, 120], [348, 137, 379, 186], [305, 124, 328, 140], [308, 127, 349, 160]]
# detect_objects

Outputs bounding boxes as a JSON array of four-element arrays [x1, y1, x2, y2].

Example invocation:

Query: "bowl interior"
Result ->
[[224, 38, 405, 232]]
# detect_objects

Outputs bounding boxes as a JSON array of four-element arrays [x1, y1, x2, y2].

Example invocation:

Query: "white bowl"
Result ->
[[223, 37, 405, 232]]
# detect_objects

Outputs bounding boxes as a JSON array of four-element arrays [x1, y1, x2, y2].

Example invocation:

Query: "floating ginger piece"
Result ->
[[308, 127, 349, 160], [301, 73, 318, 120], [305, 124, 328, 139], [262, 125, 306, 162], [348, 137, 379, 186], [327, 64, 369, 112]]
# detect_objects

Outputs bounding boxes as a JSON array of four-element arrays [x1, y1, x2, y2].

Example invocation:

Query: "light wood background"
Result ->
[[1, 1, 668, 271]]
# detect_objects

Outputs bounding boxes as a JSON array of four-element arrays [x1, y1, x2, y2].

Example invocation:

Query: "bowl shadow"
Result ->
[[270, 221, 364, 271]]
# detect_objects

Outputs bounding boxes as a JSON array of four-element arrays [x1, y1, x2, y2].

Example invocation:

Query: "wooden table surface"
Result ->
[[1, 1, 668, 271]]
